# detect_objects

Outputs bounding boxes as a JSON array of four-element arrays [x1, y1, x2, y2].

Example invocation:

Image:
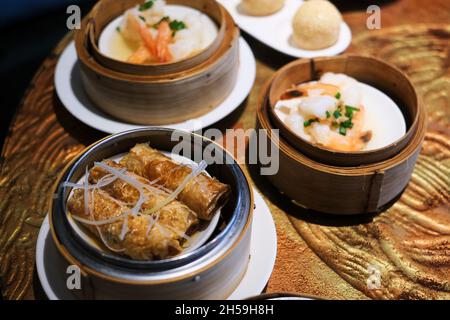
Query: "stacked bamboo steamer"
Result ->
[[257, 55, 426, 215], [75, 0, 240, 125]]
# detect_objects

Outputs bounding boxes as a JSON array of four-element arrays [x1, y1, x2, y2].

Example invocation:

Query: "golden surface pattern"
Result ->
[[0, 20, 449, 299]]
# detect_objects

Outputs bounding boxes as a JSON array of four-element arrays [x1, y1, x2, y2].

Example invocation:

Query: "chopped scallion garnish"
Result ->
[[339, 126, 347, 135], [341, 120, 353, 128], [333, 110, 342, 119], [303, 118, 319, 127], [326, 111, 331, 118], [344, 105, 360, 119], [169, 20, 187, 36], [139, 0, 155, 11], [335, 92, 341, 99]]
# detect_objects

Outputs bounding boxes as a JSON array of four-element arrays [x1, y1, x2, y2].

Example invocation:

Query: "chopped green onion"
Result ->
[[139, 0, 155, 11], [326, 111, 331, 119], [169, 20, 187, 36], [116, 26, 121, 33], [335, 92, 341, 99], [333, 110, 342, 119], [339, 126, 347, 135], [346, 105, 360, 111], [138, 15, 146, 22], [303, 118, 319, 127], [341, 120, 353, 128], [152, 16, 170, 29], [344, 105, 360, 118]]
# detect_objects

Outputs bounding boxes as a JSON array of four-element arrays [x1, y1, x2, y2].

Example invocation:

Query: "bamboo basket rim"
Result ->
[[75, 9, 240, 83], [48, 128, 254, 285], [87, 0, 228, 72], [259, 73, 427, 175], [267, 55, 421, 163]]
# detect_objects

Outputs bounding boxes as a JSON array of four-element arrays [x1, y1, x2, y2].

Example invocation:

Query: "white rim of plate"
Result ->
[[217, 0, 352, 58], [36, 188, 277, 300], [54, 37, 256, 134]]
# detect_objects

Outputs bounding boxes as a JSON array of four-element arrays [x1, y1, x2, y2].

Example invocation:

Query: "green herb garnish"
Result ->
[[341, 119, 353, 128], [339, 126, 347, 135], [344, 105, 360, 119], [303, 118, 319, 127], [333, 110, 342, 119], [169, 20, 187, 36], [335, 92, 341, 99], [326, 111, 331, 119], [138, 15, 146, 22], [153, 16, 170, 28], [116, 26, 121, 33], [139, 0, 155, 11]]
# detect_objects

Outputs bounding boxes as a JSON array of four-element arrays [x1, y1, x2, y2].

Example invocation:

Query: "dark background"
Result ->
[[0, 0, 96, 151]]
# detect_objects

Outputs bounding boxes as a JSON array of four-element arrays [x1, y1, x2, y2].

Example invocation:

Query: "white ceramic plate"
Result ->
[[217, 0, 351, 58], [36, 188, 277, 300], [66, 151, 220, 256], [54, 38, 256, 134]]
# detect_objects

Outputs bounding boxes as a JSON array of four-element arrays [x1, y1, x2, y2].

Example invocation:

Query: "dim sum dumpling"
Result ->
[[292, 0, 342, 50], [241, 0, 285, 16]]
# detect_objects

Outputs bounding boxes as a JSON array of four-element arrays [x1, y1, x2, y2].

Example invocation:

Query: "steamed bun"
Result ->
[[292, 0, 342, 50], [241, 0, 285, 16]]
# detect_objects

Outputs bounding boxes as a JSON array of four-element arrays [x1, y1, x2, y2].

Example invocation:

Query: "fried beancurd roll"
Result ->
[[88, 160, 198, 237], [67, 189, 183, 260], [120, 144, 231, 220]]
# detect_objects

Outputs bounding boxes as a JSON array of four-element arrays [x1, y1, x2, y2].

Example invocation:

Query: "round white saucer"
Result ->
[[217, 0, 351, 58], [54, 38, 256, 134], [36, 188, 277, 300]]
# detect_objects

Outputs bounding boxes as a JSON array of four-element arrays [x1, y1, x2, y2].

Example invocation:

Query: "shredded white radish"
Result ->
[[94, 161, 165, 195], [83, 167, 89, 216], [146, 215, 158, 236], [62, 170, 125, 190], [67, 156, 208, 252], [84, 167, 125, 252], [142, 160, 207, 216], [71, 209, 130, 226], [119, 214, 129, 241], [162, 223, 192, 243]]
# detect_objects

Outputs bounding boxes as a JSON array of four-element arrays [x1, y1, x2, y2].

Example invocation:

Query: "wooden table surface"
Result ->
[[1, 0, 449, 300]]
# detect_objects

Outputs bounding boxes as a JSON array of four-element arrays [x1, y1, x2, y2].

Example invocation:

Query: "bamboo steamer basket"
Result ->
[[268, 56, 421, 166], [74, 1, 240, 125], [87, 0, 228, 76], [49, 128, 253, 299], [257, 57, 426, 215]]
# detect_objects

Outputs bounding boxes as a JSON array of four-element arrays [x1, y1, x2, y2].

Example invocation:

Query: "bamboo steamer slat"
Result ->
[[257, 61, 426, 215], [88, 0, 227, 76], [74, 2, 240, 125], [268, 56, 420, 166]]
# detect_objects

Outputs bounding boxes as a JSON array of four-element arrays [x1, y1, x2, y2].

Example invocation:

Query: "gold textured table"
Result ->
[[1, 0, 449, 299]]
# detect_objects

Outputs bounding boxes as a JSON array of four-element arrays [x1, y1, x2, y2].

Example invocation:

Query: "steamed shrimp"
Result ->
[[127, 45, 151, 64], [308, 105, 372, 152], [127, 19, 173, 63], [122, 11, 142, 45], [155, 20, 173, 62], [139, 25, 157, 57], [298, 82, 339, 97]]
